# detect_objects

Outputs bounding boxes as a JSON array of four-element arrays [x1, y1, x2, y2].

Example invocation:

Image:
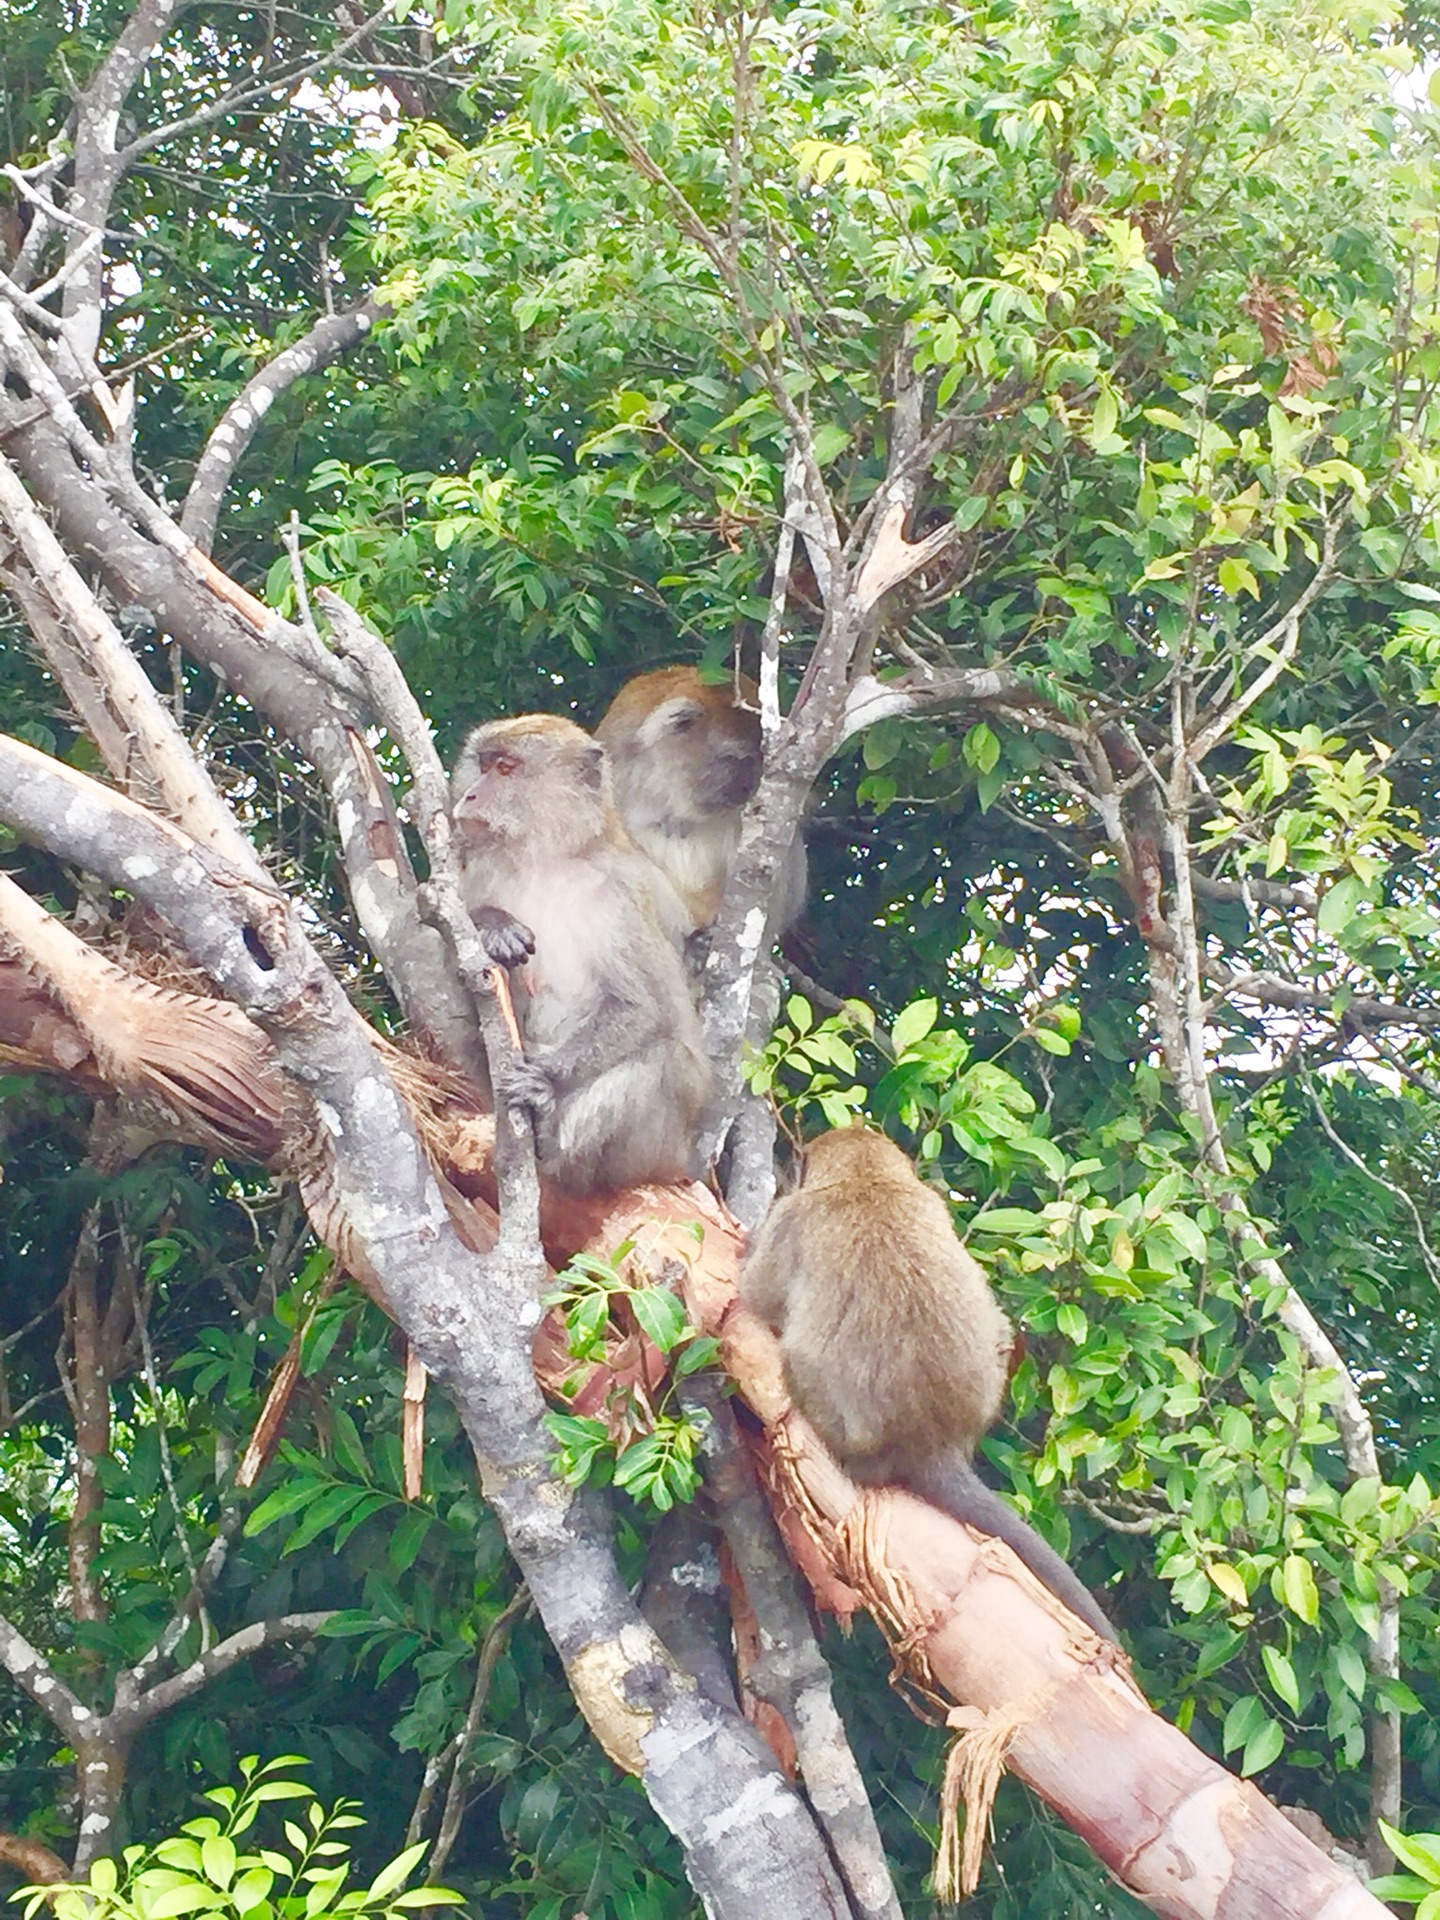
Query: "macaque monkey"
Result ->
[[595, 666, 806, 942], [741, 1126, 1116, 1640], [450, 713, 711, 1194]]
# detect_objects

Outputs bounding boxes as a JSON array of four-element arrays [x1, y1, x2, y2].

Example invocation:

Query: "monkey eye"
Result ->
[[668, 703, 703, 733], [474, 749, 518, 776]]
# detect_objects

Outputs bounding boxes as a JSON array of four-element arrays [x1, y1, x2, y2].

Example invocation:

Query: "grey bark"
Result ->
[[181, 298, 388, 554]]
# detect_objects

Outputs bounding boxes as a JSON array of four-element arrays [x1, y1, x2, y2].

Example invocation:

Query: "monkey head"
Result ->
[[795, 1122, 914, 1189], [451, 714, 615, 853], [596, 665, 763, 828]]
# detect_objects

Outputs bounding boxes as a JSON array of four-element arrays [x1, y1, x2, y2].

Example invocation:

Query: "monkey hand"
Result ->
[[471, 904, 536, 969], [500, 1057, 556, 1125], [683, 926, 712, 973]]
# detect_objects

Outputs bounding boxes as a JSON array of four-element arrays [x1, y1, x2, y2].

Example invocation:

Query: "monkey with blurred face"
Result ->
[[450, 714, 711, 1195], [740, 1126, 1117, 1641], [595, 666, 807, 946]]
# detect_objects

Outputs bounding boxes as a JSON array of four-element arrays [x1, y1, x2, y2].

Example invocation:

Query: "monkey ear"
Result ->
[[581, 743, 606, 790]]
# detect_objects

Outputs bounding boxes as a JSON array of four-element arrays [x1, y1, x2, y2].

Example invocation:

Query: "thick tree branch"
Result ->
[[181, 298, 388, 554], [0, 1835, 68, 1885], [0, 1616, 90, 1742], [61, 0, 193, 362], [840, 664, 1076, 743], [686, 1377, 903, 1920], [1, 412, 478, 1065], [0, 454, 264, 877], [1207, 964, 1440, 1029]]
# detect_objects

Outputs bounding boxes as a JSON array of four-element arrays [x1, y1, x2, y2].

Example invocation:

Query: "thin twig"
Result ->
[[428, 1588, 532, 1878]]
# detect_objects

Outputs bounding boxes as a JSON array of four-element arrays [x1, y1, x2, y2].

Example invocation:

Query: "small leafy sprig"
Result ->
[[543, 1236, 720, 1513], [12, 1755, 462, 1920], [1370, 1821, 1440, 1917]]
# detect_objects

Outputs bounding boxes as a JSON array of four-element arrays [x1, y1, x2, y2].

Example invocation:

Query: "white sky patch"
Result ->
[[292, 78, 403, 150]]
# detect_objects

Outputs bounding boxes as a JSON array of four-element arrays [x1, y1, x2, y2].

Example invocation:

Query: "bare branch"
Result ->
[[429, 1589, 532, 1879], [1192, 872, 1317, 913], [118, 1, 408, 167], [121, 1613, 335, 1728], [840, 664, 1075, 743], [61, 0, 194, 360], [181, 298, 387, 554], [1189, 517, 1343, 763], [0, 452, 267, 878], [1207, 964, 1440, 1030], [0, 1615, 90, 1742]]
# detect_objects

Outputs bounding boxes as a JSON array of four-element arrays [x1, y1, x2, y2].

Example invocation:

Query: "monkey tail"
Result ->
[[906, 1452, 1118, 1644]]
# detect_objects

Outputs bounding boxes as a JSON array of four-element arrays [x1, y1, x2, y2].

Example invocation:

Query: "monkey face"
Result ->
[[451, 717, 608, 841], [644, 696, 762, 818]]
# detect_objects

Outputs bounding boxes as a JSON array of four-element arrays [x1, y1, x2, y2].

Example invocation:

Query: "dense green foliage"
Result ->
[[6, 0, 1440, 1912]]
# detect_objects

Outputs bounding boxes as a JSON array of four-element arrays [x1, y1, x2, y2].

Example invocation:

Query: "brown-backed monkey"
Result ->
[[740, 1126, 1117, 1640], [450, 714, 711, 1194], [595, 666, 806, 942]]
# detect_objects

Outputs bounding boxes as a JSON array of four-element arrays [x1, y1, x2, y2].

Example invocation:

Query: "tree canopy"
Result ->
[[3, 0, 1440, 1913]]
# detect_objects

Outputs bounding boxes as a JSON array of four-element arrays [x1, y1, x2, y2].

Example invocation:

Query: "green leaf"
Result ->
[[388, 1507, 432, 1573], [363, 1846, 428, 1907], [201, 1836, 236, 1889], [1317, 874, 1365, 935], [144, 1885, 224, 1917], [1261, 1645, 1300, 1713], [232, 1870, 276, 1915], [1381, 1823, 1440, 1884], [1217, 556, 1259, 599], [674, 1335, 721, 1377], [811, 423, 851, 466], [1368, 1875, 1432, 1901], [628, 1285, 686, 1354], [245, 1475, 327, 1537], [891, 1000, 938, 1054], [1279, 1555, 1320, 1626], [1333, 1641, 1367, 1700], [1239, 1715, 1285, 1776], [969, 1208, 1043, 1235], [962, 722, 1000, 774]]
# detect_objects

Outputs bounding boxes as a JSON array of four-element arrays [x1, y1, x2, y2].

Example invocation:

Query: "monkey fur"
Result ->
[[740, 1126, 1117, 1640], [595, 665, 806, 941], [450, 713, 711, 1194]]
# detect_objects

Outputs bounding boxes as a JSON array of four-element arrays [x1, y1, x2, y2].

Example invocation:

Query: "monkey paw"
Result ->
[[502, 1059, 555, 1123], [472, 905, 536, 969]]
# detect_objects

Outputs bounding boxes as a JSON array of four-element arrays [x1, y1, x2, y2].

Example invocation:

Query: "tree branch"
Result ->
[[0, 1615, 90, 1742], [118, 1612, 335, 1729], [840, 664, 1076, 743], [1, 410, 478, 1066], [1188, 517, 1343, 764], [180, 298, 387, 554]]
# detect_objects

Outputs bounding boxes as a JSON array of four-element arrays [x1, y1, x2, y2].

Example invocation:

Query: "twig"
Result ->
[[429, 1588, 532, 1878], [1298, 1063, 1440, 1292], [283, 511, 319, 642]]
